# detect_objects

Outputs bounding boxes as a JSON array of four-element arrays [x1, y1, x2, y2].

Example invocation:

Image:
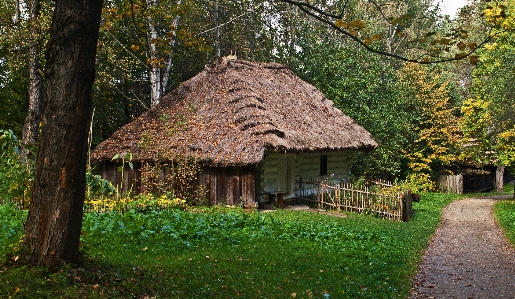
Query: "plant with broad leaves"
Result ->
[[0, 129, 33, 207]]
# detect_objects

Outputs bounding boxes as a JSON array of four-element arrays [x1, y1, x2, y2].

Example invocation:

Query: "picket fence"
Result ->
[[296, 178, 412, 222]]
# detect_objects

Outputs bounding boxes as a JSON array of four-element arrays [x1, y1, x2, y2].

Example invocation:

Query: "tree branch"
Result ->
[[279, 0, 501, 64], [194, 3, 263, 38]]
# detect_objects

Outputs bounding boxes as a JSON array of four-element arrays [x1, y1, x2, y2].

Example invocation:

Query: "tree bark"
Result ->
[[22, 0, 103, 269], [21, 0, 44, 163], [146, 0, 162, 107], [496, 166, 505, 193]]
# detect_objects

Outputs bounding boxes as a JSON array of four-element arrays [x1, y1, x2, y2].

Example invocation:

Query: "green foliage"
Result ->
[[137, 119, 206, 203], [1, 191, 460, 298], [465, 0, 515, 169], [0, 204, 25, 261], [0, 69, 28, 137], [86, 172, 115, 199], [396, 63, 462, 176], [140, 159, 206, 204], [0, 130, 33, 207], [84, 193, 186, 213], [289, 36, 411, 179], [399, 173, 436, 193]]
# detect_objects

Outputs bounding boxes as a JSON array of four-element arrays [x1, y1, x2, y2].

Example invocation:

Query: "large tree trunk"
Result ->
[[22, 0, 103, 269], [496, 166, 505, 193], [21, 0, 44, 163]]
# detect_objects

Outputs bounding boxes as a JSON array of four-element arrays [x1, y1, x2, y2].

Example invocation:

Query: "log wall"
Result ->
[[97, 161, 255, 206], [196, 166, 255, 207]]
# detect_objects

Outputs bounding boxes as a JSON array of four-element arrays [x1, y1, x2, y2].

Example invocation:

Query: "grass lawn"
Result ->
[[2, 189, 507, 299], [493, 183, 515, 246]]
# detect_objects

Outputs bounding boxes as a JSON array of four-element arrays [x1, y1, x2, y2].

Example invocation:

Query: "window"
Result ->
[[320, 155, 328, 176]]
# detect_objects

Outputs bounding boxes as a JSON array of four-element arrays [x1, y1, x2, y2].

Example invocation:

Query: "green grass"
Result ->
[[494, 183, 515, 246], [0, 192, 463, 299]]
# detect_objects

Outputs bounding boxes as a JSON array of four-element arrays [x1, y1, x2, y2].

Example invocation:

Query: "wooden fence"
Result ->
[[296, 178, 412, 222], [437, 172, 507, 194], [437, 175, 463, 194]]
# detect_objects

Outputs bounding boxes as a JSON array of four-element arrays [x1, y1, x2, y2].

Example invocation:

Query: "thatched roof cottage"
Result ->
[[91, 58, 377, 206]]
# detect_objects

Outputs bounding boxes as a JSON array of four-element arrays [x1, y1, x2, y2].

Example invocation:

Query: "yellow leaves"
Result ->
[[348, 19, 366, 30], [371, 34, 383, 42], [147, 57, 165, 67], [84, 193, 187, 213], [461, 98, 490, 116], [335, 18, 365, 29], [484, 1, 515, 30], [334, 19, 382, 46], [460, 97, 491, 141], [496, 126, 515, 165], [131, 44, 140, 51], [484, 42, 498, 50], [334, 19, 348, 29], [398, 63, 461, 172]]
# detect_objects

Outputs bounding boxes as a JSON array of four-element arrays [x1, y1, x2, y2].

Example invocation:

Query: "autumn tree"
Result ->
[[99, 0, 205, 107], [396, 63, 462, 180], [461, 0, 515, 194]]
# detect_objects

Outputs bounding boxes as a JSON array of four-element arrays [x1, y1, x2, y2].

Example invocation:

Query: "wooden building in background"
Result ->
[[91, 58, 377, 207]]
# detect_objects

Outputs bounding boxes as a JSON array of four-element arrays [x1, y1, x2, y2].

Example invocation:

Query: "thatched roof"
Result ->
[[91, 58, 377, 166]]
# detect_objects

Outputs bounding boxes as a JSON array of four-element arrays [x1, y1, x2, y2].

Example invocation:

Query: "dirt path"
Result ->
[[410, 196, 515, 299]]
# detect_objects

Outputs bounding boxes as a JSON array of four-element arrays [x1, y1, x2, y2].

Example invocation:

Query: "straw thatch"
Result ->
[[91, 58, 377, 166]]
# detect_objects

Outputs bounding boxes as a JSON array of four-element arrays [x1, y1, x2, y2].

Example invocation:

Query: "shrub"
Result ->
[[0, 129, 33, 207]]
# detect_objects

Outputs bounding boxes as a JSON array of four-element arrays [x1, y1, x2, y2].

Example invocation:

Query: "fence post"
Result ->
[[320, 183, 324, 209], [457, 174, 463, 194], [402, 190, 412, 222], [336, 182, 341, 211]]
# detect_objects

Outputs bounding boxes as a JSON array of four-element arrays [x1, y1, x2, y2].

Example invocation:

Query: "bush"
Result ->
[[0, 129, 33, 207], [400, 173, 435, 193]]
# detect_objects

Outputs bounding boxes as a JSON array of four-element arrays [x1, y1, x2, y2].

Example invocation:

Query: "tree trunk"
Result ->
[[146, 0, 162, 107], [161, 0, 182, 92], [14, 0, 21, 23], [22, 0, 103, 270], [496, 166, 505, 193], [21, 0, 44, 163]]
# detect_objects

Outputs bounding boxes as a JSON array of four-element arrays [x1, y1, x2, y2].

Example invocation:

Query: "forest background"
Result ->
[[1, 0, 514, 190]]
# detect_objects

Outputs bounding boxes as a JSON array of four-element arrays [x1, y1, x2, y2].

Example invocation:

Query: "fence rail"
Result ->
[[296, 178, 411, 222]]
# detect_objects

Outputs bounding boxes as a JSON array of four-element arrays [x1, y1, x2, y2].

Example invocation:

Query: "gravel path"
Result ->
[[410, 196, 515, 299]]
